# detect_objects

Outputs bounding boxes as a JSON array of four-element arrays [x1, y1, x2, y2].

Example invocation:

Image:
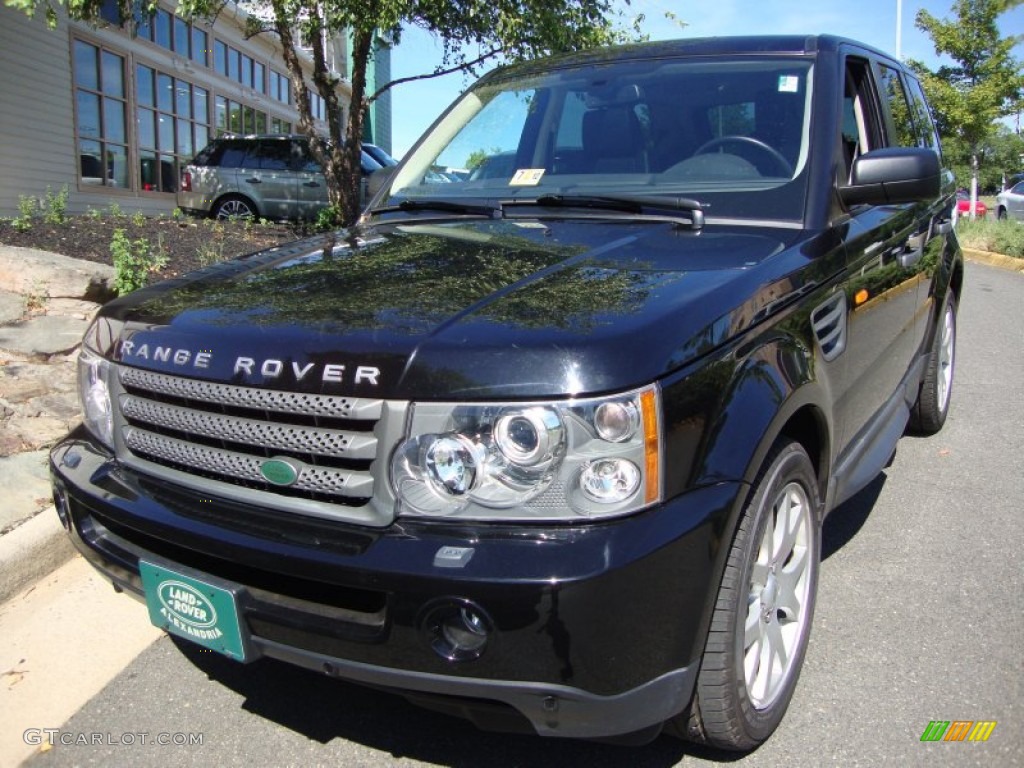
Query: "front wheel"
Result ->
[[910, 292, 957, 435], [671, 440, 821, 751]]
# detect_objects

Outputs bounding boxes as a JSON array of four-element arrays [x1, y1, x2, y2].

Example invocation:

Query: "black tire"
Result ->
[[670, 440, 821, 751], [909, 292, 957, 435], [213, 195, 258, 220], [997, 208, 1007, 221]]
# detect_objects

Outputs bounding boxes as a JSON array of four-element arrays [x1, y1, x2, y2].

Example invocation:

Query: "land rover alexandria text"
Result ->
[[52, 35, 962, 750]]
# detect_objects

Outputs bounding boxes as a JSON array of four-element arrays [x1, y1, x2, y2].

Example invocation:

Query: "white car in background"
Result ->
[[995, 181, 1024, 221]]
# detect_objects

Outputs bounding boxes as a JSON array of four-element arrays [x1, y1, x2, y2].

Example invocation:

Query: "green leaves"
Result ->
[[913, 0, 1024, 189], [914, 0, 1024, 149]]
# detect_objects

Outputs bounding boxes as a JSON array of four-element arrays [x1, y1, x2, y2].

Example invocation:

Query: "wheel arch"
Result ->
[[681, 336, 833, 509]]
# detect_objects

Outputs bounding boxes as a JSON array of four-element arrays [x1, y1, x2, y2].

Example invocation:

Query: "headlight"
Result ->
[[78, 346, 114, 449], [391, 386, 660, 521], [77, 316, 122, 450]]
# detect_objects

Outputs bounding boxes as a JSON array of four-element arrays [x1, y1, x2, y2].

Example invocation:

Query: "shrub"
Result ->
[[13, 195, 38, 232], [42, 185, 69, 225], [315, 205, 343, 232], [111, 228, 168, 295]]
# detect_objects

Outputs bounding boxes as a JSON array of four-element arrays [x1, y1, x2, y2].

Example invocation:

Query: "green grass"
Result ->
[[956, 217, 1024, 258]]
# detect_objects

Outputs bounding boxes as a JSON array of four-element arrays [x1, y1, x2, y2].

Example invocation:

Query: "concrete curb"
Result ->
[[962, 247, 1024, 272], [0, 505, 77, 605]]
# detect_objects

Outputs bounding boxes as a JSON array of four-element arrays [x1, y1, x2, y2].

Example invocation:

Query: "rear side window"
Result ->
[[879, 63, 939, 152], [877, 63, 917, 148], [255, 139, 292, 170], [190, 143, 217, 167], [905, 76, 939, 150], [216, 140, 251, 169]]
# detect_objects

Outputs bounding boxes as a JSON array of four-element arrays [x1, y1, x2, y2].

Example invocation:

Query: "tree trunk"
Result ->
[[970, 152, 980, 221], [336, 28, 374, 226]]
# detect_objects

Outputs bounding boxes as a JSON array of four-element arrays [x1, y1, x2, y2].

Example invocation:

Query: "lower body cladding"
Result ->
[[50, 429, 739, 740]]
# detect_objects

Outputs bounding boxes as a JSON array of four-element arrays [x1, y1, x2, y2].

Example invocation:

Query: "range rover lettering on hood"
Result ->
[[117, 340, 381, 386]]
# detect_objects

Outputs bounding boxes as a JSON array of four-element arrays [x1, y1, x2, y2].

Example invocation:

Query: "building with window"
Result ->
[[0, 1, 389, 216]]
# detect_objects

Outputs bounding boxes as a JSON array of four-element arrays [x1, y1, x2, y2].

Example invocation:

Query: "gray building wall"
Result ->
[[0, 2, 350, 217]]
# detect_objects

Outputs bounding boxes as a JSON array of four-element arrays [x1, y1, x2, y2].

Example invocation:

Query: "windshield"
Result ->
[[383, 56, 814, 222]]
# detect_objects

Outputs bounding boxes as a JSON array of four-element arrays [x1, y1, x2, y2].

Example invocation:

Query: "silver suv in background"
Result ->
[[178, 134, 381, 220]]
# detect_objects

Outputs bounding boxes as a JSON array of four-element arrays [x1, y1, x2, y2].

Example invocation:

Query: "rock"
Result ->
[[0, 315, 89, 357], [0, 246, 116, 302], [0, 433, 27, 458], [43, 297, 102, 320], [5, 415, 76, 451], [0, 374, 50, 403], [26, 393, 81, 422], [0, 290, 24, 324]]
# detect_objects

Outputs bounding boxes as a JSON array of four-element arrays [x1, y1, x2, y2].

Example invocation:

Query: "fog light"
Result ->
[[422, 600, 492, 662], [52, 482, 71, 531]]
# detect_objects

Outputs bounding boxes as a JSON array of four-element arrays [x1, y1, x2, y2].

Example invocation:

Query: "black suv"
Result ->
[[177, 134, 381, 219], [54, 36, 960, 750]]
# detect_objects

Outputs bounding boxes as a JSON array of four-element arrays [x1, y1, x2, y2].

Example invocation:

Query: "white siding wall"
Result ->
[[0, 3, 350, 218]]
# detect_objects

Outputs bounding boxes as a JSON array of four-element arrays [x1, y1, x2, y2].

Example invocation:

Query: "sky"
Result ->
[[384, 0, 1024, 158]]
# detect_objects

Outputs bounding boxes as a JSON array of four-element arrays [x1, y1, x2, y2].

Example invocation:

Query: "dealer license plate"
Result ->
[[139, 560, 248, 661]]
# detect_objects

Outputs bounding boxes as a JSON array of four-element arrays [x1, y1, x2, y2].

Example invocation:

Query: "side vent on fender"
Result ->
[[811, 293, 848, 362]]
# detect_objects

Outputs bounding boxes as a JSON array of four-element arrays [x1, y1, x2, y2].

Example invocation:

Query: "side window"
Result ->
[[877, 63, 916, 148], [905, 76, 940, 150], [217, 140, 249, 169], [840, 58, 884, 182], [293, 140, 321, 172], [554, 91, 587, 152], [255, 140, 291, 170]]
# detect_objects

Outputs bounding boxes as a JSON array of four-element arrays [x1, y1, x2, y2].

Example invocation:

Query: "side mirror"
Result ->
[[367, 166, 396, 198], [839, 147, 941, 207]]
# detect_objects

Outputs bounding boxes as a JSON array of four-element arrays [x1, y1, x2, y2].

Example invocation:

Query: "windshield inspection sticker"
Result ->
[[509, 168, 546, 186], [778, 75, 800, 93]]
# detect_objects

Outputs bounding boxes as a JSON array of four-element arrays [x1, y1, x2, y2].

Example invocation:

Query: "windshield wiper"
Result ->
[[506, 194, 705, 230], [370, 199, 502, 218]]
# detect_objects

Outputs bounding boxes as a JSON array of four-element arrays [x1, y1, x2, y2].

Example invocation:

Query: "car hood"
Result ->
[[102, 218, 817, 399]]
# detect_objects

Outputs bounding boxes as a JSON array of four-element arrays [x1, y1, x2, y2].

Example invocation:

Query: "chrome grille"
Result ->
[[114, 366, 393, 522], [123, 427, 372, 497], [119, 367, 381, 419], [120, 396, 377, 459]]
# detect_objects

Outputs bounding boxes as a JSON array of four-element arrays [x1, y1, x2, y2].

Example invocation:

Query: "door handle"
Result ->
[[244, 177, 262, 184], [303, 181, 321, 187]]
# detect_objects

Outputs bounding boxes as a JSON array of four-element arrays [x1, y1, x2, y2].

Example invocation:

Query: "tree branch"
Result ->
[[367, 47, 504, 103]]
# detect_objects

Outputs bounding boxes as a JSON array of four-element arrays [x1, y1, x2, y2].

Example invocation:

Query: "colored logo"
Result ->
[[156, 580, 218, 630], [260, 457, 300, 486], [920, 720, 997, 742]]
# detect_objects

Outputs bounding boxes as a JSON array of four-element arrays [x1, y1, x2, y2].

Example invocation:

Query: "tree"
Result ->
[[6, 0, 633, 225], [909, 0, 1024, 211]]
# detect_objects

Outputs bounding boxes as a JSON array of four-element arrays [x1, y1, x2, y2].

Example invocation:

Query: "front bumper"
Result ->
[[50, 428, 740, 739]]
